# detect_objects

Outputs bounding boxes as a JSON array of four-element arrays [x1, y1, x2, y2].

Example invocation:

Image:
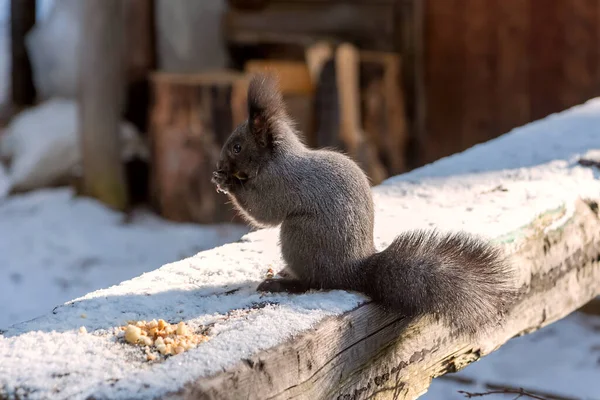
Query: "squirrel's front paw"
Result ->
[[211, 171, 231, 194]]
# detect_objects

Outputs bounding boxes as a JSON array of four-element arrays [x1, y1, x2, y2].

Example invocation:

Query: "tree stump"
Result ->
[[149, 72, 249, 224]]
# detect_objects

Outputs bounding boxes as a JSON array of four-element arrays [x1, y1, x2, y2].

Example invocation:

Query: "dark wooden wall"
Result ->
[[423, 0, 600, 164]]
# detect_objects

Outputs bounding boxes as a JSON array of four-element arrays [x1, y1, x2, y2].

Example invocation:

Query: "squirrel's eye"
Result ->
[[233, 143, 242, 154]]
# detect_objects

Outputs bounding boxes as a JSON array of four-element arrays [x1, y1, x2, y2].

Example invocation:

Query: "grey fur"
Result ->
[[212, 74, 516, 336]]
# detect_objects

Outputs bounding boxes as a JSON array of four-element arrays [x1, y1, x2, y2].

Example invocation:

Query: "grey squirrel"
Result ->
[[211, 74, 515, 335]]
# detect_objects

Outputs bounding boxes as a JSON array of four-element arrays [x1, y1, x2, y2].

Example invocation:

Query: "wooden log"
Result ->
[[149, 72, 249, 224], [79, 0, 129, 211], [10, 0, 36, 108], [360, 51, 408, 175], [2, 99, 600, 399], [171, 199, 600, 399]]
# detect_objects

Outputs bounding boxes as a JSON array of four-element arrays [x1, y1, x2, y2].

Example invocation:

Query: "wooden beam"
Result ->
[[79, 0, 129, 210], [10, 0, 36, 107], [169, 198, 600, 399]]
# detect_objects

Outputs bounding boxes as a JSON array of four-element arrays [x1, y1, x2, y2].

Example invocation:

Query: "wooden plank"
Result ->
[[245, 60, 314, 95], [168, 198, 600, 400], [335, 44, 387, 184], [529, 0, 565, 120], [79, 0, 129, 210], [224, 3, 396, 51], [462, 0, 496, 148], [305, 41, 334, 84], [423, 0, 465, 164], [245, 60, 316, 144], [561, 0, 599, 108], [496, 0, 531, 135], [10, 0, 36, 107]]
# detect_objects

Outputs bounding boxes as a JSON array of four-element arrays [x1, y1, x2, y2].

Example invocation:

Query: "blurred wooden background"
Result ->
[[5, 0, 600, 223]]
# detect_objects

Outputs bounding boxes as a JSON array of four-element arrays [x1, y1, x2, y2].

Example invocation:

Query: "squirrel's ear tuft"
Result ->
[[247, 73, 287, 146]]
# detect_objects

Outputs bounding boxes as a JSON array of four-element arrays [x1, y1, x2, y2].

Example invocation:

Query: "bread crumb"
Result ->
[[119, 319, 208, 361], [124, 325, 142, 344]]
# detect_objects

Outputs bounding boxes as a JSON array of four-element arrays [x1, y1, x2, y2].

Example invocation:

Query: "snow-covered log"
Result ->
[[1, 99, 600, 399]]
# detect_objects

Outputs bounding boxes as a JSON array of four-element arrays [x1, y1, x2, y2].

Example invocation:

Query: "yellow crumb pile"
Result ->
[[121, 319, 207, 360]]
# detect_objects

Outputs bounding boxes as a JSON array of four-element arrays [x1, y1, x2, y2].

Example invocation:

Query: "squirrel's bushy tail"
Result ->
[[363, 230, 516, 335]]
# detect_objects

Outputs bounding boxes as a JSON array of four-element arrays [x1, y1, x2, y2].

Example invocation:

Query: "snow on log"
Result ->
[[2, 99, 600, 399]]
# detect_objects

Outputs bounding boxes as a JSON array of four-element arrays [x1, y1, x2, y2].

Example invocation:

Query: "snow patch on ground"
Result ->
[[0, 188, 248, 329]]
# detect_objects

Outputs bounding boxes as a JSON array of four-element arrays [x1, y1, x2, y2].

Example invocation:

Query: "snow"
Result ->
[[1, 97, 600, 398], [424, 312, 600, 400], [0, 188, 249, 329], [0, 221, 363, 399]]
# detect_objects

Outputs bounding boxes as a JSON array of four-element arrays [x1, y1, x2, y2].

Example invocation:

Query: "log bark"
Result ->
[[79, 0, 129, 210], [149, 72, 249, 224], [10, 0, 36, 107]]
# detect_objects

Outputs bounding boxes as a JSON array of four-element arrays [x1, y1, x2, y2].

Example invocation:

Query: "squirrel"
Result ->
[[211, 74, 516, 335]]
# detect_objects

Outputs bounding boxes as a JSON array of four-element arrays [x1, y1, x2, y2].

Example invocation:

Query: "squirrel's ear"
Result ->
[[247, 73, 287, 147]]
